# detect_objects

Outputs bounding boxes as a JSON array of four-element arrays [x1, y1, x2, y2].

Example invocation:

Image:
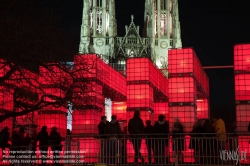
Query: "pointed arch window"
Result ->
[[169, 0, 173, 37], [97, 0, 102, 7], [161, 0, 166, 10], [155, 11, 157, 36], [97, 9, 102, 33], [160, 13, 166, 35], [90, 10, 93, 35], [89, 0, 92, 8], [154, 0, 157, 10], [106, 0, 109, 8], [106, 11, 109, 35]]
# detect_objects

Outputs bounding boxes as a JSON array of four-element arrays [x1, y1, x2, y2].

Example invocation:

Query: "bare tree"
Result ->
[[0, 0, 108, 132]]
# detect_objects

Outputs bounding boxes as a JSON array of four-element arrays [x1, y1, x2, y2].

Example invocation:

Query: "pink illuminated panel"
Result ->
[[127, 84, 154, 109], [127, 58, 151, 82], [0, 86, 14, 111], [78, 139, 100, 163], [40, 88, 68, 113], [0, 59, 12, 77], [74, 54, 102, 79], [169, 106, 195, 133], [153, 102, 169, 122], [236, 105, 250, 132], [39, 64, 73, 88], [169, 77, 195, 102], [238, 136, 250, 164], [72, 110, 102, 134], [112, 102, 127, 121], [7, 67, 39, 91], [235, 74, 250, 100], [168, 48, 194, 74], [196, 99, 209, 119], [127, 58, 167, 96], [37, 113, 67, 138], [168, 48, 209, 97], [234, 44, 250, 71], [72, 81, 104, 109]]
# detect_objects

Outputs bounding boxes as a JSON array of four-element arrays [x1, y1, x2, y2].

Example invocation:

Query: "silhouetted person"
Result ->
[[98, 116, 107, 163], [120, 126, 128, 164], [202, 119, 216, 164], [144, 120, 154, 164], [37, 126, 49, 166], [10, 127, 25, 166], [172, 117, 184, 164], [128, 111, 145, 164], [189, 119, 204, 164], [0, 127, 10, 159], [49, 127, 62, 166], [153, 115, 169, 164], [228, 121, 238, 151], [104, 115, 122, 164], [66, 129, 71, 151]]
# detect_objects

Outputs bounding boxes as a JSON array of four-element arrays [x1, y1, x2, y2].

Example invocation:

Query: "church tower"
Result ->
[[79, 0, 117, 62], [144, 0, 182, 68]]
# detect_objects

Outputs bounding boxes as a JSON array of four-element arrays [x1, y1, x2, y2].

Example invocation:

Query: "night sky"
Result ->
[[3, 0, 250, 121]]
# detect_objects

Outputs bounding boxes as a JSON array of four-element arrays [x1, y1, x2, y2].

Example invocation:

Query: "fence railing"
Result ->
[[0, 133, 249, 166]]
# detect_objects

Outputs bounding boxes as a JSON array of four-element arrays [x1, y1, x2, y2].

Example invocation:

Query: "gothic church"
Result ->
[[79, 0, 182, 69]]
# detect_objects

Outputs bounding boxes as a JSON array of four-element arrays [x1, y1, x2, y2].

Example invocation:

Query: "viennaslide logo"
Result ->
[[219, 147, 247, 165]]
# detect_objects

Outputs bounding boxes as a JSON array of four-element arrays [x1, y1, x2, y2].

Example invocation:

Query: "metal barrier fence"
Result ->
[[0, 133, 249, 166]]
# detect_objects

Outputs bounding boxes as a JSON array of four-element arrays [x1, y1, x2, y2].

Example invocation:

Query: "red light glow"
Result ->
[[196, 99, 209, 119], [238, 136, 250, 164], [112, 102, 127, 121], [234, 44, 250, 71], [153, 102, 169, 122], [169, 77, 195, 102], [127, 84, 154, 109], [37, 113, 67, 138], [72, 110, 102, 134], [235, 74, 250, 100]]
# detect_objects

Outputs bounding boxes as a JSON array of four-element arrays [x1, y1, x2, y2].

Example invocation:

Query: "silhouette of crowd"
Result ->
[[0, 125, 62, 166], [98, 112, 232, 165]]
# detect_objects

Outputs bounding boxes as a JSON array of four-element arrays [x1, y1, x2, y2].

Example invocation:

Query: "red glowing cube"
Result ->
[[196, 99, 209, 119], [234, 44, 250, 71], [235, 74, 250, 101], [236, 105, 250, 132], [169, 77, 195, 102]]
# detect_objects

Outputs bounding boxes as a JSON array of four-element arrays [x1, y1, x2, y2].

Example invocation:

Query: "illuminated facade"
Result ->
[[79, 0, 182, 68]]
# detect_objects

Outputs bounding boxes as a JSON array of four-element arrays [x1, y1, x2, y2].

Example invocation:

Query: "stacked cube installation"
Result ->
[[168, 48, 209, 131], [234, 44, 250, 164], [168, 48, 209, 163], [72, 54, 127, 163], [126, 58, 168, 163]]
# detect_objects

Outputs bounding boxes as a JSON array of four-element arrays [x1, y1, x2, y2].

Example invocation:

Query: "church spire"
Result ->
[[144, 0, 182, 68], [79, 0, 117, 62]]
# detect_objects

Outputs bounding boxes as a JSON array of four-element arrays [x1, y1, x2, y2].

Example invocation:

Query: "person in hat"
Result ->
[[49, 127, 62, 166]]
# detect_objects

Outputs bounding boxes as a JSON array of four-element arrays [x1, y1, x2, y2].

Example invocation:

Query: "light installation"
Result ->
[[168, 48, 209, 162], [234, 44, 250, 164], [126, 58, 168, 163], [0, 47, 213, 164]]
